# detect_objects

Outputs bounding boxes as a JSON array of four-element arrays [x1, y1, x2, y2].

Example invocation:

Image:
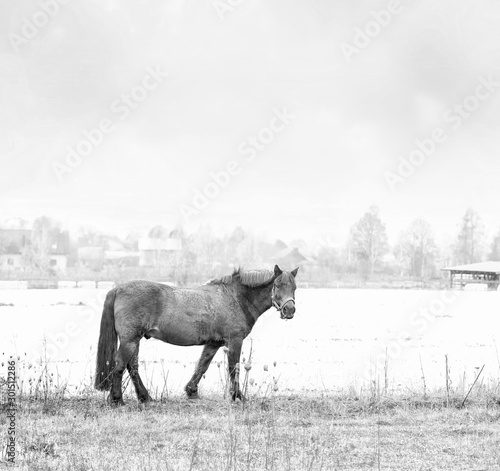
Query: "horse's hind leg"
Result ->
[[127, 340, 152, 403], [109, 339, 138, 406], [185, 343, 220, 399]]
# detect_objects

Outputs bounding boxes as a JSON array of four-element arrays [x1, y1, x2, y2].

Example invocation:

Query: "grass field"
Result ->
[[5, 390, 500, 471], [2, 352, 500, 470]]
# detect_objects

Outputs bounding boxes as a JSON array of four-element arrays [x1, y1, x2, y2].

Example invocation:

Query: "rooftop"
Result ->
[[138, 237, 182, 251], [441, 261, 500, 274]]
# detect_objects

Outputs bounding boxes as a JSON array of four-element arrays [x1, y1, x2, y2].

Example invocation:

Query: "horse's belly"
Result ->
[[147, 318, 217, 346], [146, 293, 233, 346]]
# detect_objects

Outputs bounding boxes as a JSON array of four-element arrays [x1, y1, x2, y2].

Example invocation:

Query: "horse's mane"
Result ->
[[208, 268, 274, 287]]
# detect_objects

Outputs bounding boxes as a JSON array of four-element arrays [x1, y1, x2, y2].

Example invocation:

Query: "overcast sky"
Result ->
[[1, 0, 500, 247]]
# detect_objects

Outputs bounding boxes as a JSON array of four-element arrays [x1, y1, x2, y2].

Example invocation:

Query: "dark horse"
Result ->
[[94, 265, 298, 405]]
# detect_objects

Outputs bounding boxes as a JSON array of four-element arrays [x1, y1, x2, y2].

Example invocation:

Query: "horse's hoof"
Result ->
[[107, 396, 125, 407], [231, 391, 245, 402], [139, 395, 152, 404], [185, 385, 199, 399]]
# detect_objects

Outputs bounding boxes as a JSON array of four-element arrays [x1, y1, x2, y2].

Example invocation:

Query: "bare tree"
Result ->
[[77, 227, 108, 248], [31, 216, 55, 270], [349, 206, 388, 279], [489, 228, 500, 260], [396, 219, 436, 278], [0, 236, 7, 255], [454, 208, 484, 264], [148, 225, 169, 239]]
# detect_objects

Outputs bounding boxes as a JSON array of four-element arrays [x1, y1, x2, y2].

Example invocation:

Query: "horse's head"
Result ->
[[272, 265, 299, 320]]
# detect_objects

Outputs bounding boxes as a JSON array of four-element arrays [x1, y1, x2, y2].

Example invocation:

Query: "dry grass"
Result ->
[[0, 388, 497, 471], [1, 354, 500, 470]]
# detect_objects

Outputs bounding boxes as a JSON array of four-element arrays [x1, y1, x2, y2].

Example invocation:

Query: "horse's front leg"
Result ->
[[227, 337, 244, 401]]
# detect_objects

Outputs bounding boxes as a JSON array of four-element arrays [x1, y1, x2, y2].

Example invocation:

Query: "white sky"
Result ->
[[1, 0, 500, 246]]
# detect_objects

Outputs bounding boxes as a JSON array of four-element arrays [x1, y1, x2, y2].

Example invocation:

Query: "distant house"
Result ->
[[105, 250, 140, 267], [139, 237, 182, 267], [78, 247, 105, 271], [47, 229, 70, 273], [274, 247, 309, 269], [0, 229, 31, 271], [274, 239, 288, 253], [0, 227, 70, 273], [103, 236, 139, 267]]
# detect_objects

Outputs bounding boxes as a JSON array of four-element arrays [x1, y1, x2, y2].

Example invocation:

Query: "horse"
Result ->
[[94, 265, 299, 405]]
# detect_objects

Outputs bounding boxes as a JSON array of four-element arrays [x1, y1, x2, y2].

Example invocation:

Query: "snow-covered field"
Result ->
[[1, 288, 499, 396]]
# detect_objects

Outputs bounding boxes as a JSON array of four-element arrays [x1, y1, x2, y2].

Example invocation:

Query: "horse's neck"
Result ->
[[245, 282, 274, 317]]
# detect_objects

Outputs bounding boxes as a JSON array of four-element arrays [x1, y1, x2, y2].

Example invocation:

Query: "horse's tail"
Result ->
[[94, 287, 118, 391]]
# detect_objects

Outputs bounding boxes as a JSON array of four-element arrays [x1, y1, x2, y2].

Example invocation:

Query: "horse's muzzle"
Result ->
[[280, 301, 295, 320]]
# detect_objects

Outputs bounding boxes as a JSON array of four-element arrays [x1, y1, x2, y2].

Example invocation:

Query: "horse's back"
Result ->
[[116, 279, 172, 295], [115, 280, 172, 305], [111, 279, 244, 345]]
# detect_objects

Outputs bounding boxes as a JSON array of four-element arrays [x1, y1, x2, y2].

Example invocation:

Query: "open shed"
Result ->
[[442, 261, 500, 290]]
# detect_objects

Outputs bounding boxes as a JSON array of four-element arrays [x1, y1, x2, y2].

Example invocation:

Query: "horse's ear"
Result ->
[[274, 265, 282, 276], [291, 267, 299, 277]]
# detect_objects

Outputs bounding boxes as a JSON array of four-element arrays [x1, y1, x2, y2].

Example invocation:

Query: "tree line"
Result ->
[[0, 207, 497, 286], [349, 206, 496, 281]]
